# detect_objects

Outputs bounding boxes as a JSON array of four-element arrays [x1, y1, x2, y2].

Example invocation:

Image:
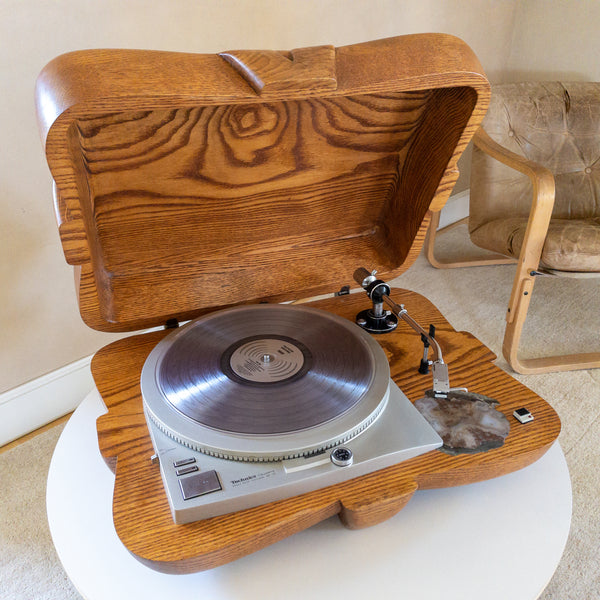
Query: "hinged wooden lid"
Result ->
[[36, 34, 489, 332]]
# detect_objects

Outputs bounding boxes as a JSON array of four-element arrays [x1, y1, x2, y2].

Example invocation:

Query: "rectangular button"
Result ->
[[173, 457, 196, 468], [176, 465, 199, 476], [179, 470, 222, 501]]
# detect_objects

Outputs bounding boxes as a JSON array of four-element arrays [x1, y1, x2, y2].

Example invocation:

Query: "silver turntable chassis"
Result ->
[[146, 379, 441, 524]]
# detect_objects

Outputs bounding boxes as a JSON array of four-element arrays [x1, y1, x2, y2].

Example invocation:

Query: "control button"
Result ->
[[179, 470, 222, 501], [176, 465, 199, 476], [173, 457, 196, 468], [330, 447, 353, 467]]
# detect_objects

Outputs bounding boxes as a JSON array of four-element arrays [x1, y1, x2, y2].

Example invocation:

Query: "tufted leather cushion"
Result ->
[[469, 82, 600, 272]]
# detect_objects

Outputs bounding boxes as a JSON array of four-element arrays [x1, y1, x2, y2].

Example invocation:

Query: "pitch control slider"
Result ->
[[354, 268, 465, 399]]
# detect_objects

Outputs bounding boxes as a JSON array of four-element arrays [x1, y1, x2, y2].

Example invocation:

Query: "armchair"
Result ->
[[426, 82, 600, 374]]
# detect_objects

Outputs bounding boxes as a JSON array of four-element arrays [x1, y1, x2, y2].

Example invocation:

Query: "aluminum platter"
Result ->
[[141, 304, 390, 461]]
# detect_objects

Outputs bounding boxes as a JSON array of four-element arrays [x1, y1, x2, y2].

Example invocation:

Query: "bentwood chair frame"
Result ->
[[426, 126, 600, 375]]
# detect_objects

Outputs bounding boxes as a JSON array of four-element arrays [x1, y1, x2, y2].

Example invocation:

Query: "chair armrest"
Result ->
[[473, 128, 554, 183], [473, 128, 556, 323]]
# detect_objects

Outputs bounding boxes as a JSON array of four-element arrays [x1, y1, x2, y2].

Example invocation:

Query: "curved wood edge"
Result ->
[[92, 289, 560, 573], [505, 352, 600, 375], [472, 128, 556, 326], [36, 34, 488, 144], [339, 479, 418, 529]]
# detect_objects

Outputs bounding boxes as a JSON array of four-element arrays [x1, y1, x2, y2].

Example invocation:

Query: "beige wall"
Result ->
[[0, 0, 583, 393], [506, 0, 600, 82]]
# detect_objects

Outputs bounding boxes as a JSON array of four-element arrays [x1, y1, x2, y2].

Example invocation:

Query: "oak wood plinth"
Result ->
[[93, 289, 560, 573]]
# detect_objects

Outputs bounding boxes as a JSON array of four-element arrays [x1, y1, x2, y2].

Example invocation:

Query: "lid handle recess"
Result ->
[[219, 45, 337, 95]]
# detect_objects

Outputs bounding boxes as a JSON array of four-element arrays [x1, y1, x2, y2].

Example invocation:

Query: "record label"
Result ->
[[227, 336, 308, 384]]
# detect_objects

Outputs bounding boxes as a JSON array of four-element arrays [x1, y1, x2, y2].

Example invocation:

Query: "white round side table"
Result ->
[[47, 389, 571, 600]]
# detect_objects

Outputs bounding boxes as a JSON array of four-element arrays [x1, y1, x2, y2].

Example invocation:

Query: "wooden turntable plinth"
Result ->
[[92, 289, 559, 573]]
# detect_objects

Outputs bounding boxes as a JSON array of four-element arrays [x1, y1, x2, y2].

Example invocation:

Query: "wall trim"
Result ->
[[0, 355, 95, 447], [438, 189, 469, 229]]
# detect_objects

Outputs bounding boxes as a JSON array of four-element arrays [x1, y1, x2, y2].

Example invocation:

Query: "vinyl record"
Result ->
[[141, 304, 390, 461]]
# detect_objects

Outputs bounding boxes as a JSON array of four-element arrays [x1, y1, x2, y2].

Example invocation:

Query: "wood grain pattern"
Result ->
[[93, 289, 560, 573], [36, 33, 534, 573], [36, 34, 490, 332]]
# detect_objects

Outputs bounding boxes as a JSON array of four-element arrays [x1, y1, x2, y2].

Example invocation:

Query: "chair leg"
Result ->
[[425, 211, 517, 269], [502, 271, 600, 374]]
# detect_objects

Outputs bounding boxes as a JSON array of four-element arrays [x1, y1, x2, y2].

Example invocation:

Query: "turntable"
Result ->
[[141, 302, 442, 523], [36, 34, 560, 572]]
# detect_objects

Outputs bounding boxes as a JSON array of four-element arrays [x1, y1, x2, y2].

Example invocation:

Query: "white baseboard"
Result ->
[[438, 189, 469, 229], [0, 355, 95, 447]]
